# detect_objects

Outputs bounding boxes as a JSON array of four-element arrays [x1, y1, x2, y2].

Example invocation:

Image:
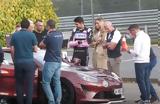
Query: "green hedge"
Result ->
[[0, 0, 58, 46]]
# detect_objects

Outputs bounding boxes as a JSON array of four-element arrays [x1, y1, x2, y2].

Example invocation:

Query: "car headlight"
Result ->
[[78, 73, 99, 83], [102, 80, 109, 87], [111, 72, 120, 80]]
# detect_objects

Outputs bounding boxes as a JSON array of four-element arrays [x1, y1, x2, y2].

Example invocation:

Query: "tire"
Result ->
[[37, 76, 75, 104], [61, 78, 75, 104]]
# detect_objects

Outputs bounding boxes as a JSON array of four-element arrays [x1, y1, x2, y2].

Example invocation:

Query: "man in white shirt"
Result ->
[[127, 24, 151, 104], [104, 21, 122, 76]]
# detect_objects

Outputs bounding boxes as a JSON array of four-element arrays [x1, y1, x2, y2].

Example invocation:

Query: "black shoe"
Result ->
[[150, 97, 160, 103], [135, 99, 141, 103]]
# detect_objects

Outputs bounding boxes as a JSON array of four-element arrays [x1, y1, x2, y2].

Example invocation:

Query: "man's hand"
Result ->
[[96, 37, 102, 44], [102, 42, 108, 49], [33, 45, 39, 52], [106, 42, 117, 50], [78, 40, 82, 44], [127, 49, 138, 57], [39, 40, 46, 49], [126, 48, 131, 54]]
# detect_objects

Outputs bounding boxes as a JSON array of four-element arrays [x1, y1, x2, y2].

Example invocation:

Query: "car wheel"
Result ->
[[61, 78, 75, 104]]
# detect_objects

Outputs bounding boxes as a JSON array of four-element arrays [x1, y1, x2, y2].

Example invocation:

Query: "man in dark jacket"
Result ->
[[33, 19, 47, 45], [39, 19, 63, 104], [10, 18, 38, 104]]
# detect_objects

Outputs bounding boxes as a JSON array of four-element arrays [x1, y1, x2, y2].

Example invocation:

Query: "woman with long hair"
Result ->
[[91, 18, 108, 70]]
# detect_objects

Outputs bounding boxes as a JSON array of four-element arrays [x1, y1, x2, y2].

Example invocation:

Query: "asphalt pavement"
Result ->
[[112, 82, 160, 104], [96, 82, 160, 104]]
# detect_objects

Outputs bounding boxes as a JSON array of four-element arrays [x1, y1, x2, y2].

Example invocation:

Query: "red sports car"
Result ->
[[0, 48, 125, 104]]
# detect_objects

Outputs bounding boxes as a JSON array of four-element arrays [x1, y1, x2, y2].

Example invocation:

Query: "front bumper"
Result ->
[[80, 96, 125, 103], [77, 83, 125, 104]]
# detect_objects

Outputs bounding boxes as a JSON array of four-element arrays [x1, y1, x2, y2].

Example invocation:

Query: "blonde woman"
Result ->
[[91, 18, 108, 70]]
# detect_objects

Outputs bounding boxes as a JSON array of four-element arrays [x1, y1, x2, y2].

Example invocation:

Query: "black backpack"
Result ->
[[0, 46, 4, 63]]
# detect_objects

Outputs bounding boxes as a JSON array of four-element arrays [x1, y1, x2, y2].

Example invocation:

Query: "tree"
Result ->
[[0, 0, 58, 46]]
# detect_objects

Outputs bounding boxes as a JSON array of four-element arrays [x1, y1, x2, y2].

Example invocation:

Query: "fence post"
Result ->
[[144, 25, 148, 33], [90, 0, 94, 28]]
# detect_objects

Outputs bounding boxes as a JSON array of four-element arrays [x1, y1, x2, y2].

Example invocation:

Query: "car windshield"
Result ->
[[5, 50, 92, 72], [73, 66, 93, 71]]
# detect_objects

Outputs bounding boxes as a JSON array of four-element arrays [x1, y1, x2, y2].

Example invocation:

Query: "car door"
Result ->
[[0, 52, 16, 97], [0, 51, 39, 98]]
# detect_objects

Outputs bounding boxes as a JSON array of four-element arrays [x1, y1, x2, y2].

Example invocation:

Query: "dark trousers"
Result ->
[[149, 57, 159, 99], [73, 47, 89, 66], [135, 63, 150, 100], [14, 61, 35, 104]]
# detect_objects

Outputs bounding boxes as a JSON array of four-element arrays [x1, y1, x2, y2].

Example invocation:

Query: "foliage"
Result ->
[[151, 39, 158, 45], [0, 0, 58, 46]]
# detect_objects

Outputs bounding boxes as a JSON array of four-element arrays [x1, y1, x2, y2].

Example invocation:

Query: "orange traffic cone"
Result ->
[[121, 36, 128, 51]]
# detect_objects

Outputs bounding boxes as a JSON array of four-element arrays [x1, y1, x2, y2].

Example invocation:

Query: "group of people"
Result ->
[[10, 18, 63, 104], [1, 16, 158, 104], [68, 17, 122, 77], [68, 17, 159, 104]]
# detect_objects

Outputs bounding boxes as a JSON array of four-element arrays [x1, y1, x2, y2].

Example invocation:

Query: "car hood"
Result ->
[[61, 63, 119, 79], [34, 50, 120, 80]]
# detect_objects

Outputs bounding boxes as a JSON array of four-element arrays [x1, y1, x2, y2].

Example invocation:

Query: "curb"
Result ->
[[122, 78, 159, 84]]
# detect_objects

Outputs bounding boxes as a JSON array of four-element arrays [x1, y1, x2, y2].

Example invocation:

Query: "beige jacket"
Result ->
[[91, 30, 108, 70]]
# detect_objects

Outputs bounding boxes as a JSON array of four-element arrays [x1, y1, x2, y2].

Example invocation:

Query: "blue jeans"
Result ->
[[135, 63, 150, 100], [148, 57, 159, 99], [42, 62, 62, 104]]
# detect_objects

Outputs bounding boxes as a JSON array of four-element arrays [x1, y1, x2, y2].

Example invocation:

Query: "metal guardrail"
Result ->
[[58, 9, 159, 40]]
